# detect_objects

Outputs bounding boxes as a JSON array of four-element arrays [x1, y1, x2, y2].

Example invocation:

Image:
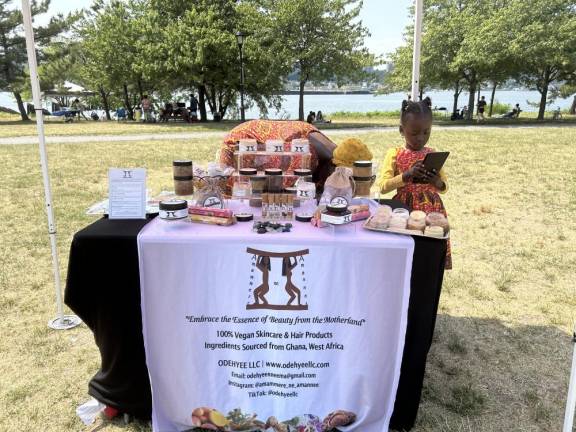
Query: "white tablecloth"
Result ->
[[138, 211, 414, 432]]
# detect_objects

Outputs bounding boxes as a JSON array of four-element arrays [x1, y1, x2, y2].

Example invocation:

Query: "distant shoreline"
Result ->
[[281, 90, 373, 95]]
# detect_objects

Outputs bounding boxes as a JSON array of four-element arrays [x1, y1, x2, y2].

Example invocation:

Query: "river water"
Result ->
[[1, 89, 573, 120]]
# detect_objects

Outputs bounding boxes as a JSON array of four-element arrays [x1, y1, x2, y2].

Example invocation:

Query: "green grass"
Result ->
[[0, 127, 575, 431]]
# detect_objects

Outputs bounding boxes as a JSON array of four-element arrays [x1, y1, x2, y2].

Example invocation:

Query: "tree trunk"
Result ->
[[570, 95, 576, 115], [537, 68, 550, 121], [298, 80, 306, 121], [205, 85, 216, 116], [123, 83, 133, 120], [198, 85, 208, 122], [488, 82, 497, 117], [467, 81, 476, 120], [137, 79, 144, 101], [13, 92, 30, 121], [98, 85, 111, 120], [452, 82, 460, 115], [537, 85, 548, 121]]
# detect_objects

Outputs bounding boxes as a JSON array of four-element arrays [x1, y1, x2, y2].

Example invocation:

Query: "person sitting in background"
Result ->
[[552, 107, 562, 120], [159, 103, 173, 122], [174, 102, 190, 122], [315, 110, 331, 124], [115, 107, 127, 121], [503, 103, 521, 119], [306, 111, 316, 124], [71, 98, 87, 120]]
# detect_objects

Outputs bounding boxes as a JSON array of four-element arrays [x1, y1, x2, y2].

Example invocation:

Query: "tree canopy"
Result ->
[[0, 0, 376, 122], [0, 0, 78, 120], [385, 0, 576, 120]]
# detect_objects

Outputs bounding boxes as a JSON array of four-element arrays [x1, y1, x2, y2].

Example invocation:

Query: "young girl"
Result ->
[[376, 98, 451, 269]]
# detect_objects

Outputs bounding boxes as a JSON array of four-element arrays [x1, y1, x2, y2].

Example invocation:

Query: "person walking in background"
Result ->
[[189, 94, 199, 121], [141, 95, 153, 122], [477, 96, 487, 123]]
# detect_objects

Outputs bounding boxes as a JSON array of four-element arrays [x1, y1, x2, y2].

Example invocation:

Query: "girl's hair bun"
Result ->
[[400, 97, 433, 124]]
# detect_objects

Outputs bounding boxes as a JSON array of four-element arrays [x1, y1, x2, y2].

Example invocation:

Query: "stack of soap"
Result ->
[[188, 207, 235, 226]]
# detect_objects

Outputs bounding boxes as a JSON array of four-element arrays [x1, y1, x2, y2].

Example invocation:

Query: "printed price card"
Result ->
[[108, 168, 146, 219]]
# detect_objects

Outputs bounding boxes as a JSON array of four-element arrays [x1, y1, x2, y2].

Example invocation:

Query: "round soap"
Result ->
[[392, 208, 410, 220], [389, 215, 407, 229], [409, 210, 426, 222], [424, 225, 445, 238]]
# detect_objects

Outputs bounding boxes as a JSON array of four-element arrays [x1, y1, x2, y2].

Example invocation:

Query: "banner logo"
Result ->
[[246, 248, 309, 311]]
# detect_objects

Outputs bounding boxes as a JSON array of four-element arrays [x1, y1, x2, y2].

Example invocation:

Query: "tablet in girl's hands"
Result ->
[[423, 151, 450, 173]]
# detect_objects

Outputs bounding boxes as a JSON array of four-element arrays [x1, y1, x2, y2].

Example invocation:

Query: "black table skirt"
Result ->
[[65, 217, 446, 430]]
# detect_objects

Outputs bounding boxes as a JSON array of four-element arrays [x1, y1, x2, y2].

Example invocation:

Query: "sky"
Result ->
[[39, 0, 413, 58]]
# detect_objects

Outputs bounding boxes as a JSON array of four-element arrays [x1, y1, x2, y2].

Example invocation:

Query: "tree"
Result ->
[[268, 0, 376, 120], [77, 0, 148, 121], [0, 0, 76, 120], [137, 0, 287, 121], [385, 0, 490, 118], [505, 0, 576, 120]]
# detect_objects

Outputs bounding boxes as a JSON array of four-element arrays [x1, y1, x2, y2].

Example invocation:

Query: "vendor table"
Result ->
[[65, 215, 446, 431]]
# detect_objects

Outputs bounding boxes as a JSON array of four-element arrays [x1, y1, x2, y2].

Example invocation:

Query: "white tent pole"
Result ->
[[21, 0, 80, 330], [563, 330, 576, 432], [411, 0, 424, 101]]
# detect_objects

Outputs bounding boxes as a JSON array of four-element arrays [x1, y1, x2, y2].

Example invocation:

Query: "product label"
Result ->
[[202, 196, 223, 208], [159, 208, 188, 220], [239, 140, 257, 152], [329, 196, 349, 207], [320, 212, 352, 225], [290, 140, 310, 154], [266, 140, 285, 153]]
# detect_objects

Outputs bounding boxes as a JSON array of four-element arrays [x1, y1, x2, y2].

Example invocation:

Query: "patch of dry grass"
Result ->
[[0, 126, 575, 431]]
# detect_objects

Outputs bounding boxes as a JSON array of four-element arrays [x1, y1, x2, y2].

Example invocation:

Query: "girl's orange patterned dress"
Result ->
[[394, 147, 452, 269]]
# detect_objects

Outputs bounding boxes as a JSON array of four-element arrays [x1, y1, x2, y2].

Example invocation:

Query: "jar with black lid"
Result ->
[[159, 199, 188, 221], [173, 160, 194, 195]]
